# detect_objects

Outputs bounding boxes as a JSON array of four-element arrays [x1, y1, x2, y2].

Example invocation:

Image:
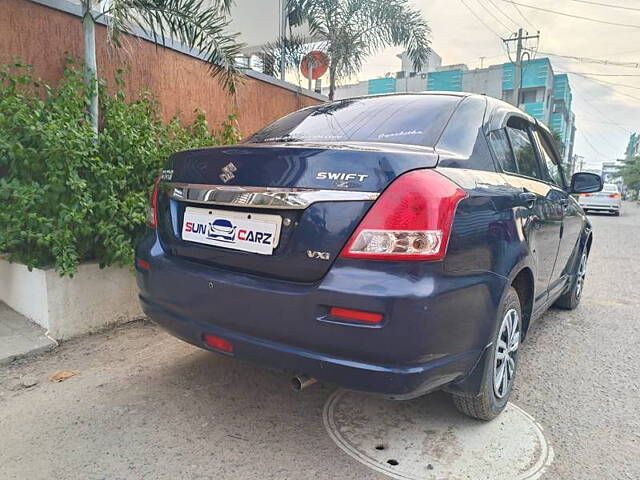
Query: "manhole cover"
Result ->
[[323, 390, 553, 480]]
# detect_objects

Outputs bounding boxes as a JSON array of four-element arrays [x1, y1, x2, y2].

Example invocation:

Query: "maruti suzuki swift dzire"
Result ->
[[136, 93, 602, 420]]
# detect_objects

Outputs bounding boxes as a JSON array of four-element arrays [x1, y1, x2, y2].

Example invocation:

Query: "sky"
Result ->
[[318, 0, 640, 171]]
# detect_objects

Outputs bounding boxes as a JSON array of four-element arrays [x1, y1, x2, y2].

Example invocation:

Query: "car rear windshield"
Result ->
[[246, 95, 462, 147], [603, 184, 619, 192]]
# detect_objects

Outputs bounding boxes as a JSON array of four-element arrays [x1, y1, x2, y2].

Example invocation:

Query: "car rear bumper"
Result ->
[[578, 198, 621, 211], [141, 295, 487, 398], [579, 203, 620, 211], [136, 234, 507, 398]]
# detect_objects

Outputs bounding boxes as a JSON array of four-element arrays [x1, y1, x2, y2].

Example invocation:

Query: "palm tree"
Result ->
[[261, 0, 431, 100], [81, 0, 243, 133]]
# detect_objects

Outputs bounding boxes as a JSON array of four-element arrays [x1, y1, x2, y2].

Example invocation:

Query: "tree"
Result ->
[[81, 0, 242, 133], [619, 155, 640, 197], [550, 128, 573, 174], [551, 129, 565, 158], [261, 0, 431, 100]]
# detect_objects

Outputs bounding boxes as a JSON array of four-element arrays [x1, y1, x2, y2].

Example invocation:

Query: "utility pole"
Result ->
[[503, 29, 540, 108]]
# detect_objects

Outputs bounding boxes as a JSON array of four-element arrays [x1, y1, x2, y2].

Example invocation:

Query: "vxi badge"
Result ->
[[307, 250, 330, 260]]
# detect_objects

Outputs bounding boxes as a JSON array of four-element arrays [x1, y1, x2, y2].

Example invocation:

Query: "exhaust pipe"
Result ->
[[291, 374, 317, 391]]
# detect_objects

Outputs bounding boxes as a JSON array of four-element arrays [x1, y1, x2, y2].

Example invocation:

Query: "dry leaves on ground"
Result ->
[[48, 370, 79, 382]]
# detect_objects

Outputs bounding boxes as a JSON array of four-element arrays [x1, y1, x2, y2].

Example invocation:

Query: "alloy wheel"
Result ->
[[493, 308, 520, 399], [576, 252, 588, 298]]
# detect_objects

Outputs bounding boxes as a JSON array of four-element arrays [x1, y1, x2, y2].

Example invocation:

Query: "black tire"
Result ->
[[614, 211, 620, 216], [452, 287, 522, 421], [555, 247, 588, 310]]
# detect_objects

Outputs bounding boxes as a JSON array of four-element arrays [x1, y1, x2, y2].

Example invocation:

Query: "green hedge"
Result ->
[[0, 59, 239, 275]]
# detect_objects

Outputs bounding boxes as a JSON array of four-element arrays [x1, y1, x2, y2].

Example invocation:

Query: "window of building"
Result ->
[[521, 90, 537, 104], [505, 126, 541, 179]]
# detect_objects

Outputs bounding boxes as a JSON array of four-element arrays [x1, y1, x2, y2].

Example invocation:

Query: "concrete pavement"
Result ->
[[0, 302, 56, 366]]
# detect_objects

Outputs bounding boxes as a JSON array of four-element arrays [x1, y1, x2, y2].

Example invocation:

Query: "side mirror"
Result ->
[[570, 172, 603, 194]]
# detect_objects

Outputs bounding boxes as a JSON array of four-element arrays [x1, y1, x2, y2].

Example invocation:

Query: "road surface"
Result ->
[[1, 203, 638, 479]]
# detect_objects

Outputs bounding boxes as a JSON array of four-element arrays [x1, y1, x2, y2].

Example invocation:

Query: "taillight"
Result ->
[[135, 258, 150, 270], [580, 193, 592, 197], [609, 193, 620, 198], [340, 169, 466, 261], [146, 176, 162, 228]]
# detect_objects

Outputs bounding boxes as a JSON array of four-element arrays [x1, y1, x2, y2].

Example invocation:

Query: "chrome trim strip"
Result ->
[[165, 183, 379, 209]]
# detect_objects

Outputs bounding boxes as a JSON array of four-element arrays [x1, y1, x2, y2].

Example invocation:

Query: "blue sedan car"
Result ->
[[136, 93, 602, 420]]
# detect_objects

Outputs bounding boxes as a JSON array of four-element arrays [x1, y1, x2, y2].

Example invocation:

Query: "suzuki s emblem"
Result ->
[[219, 162, 237, 183], [307, 250, 330, 261]]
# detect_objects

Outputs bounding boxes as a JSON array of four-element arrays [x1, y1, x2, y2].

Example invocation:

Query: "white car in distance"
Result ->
[[578, 183, 622, 216]]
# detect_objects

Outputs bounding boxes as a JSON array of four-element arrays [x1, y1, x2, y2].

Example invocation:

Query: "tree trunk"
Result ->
[[82, 1, 99, 135], [328, 65, 336, 101]]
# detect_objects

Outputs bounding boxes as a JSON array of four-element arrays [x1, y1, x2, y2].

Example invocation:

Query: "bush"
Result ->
[[0, 59, 239, 275]]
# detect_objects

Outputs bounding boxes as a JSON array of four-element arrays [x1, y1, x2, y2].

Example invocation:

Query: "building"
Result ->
[[625, 132, 640, 159], [327, 49, 442, 98], [330, 54, 576, 162], [601, 161, 624, 184], [425, 58, 576, 162], [550, 74, 576, 163]]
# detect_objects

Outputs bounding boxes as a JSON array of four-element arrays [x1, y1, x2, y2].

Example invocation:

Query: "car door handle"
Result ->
[[519, 192, 537, 207]]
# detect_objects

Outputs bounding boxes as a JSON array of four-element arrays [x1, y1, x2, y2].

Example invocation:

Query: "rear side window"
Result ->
[[505, 126, 540, 179], [488, 129, 517, 172], [532, 129, 565, 187], [246, 95, 461, 147]]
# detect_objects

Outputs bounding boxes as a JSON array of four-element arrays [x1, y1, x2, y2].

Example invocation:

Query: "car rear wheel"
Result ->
[[555, 248, 588, 310], [452, 287, 522, 421]]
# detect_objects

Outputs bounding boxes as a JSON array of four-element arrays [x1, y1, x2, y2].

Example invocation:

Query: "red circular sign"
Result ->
[[301, 51, 329, 80]]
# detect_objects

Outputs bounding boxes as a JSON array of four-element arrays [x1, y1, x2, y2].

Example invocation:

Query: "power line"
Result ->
[[580, 126, 625, 159], [578, 130, 611, 159], [574, 114, 626, 153], [474, 0, 513, 33], [485, 0, 520, 29], [580, 118, 635, 131], [566, 71, 640, 91], [561, 72, 640, 77], [459, 0, 504, 39], [565, 0, 640, 12], [563, 69, 640, 102], [503, 0, 537, 30], [526, 49, 640, 68], [608, 47, 640, 58], [543, 69, 627, 132], [502, 1, 640, 29]]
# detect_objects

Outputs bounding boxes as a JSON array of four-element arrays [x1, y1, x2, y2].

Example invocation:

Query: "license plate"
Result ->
[[182, 207, 282, 255]]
